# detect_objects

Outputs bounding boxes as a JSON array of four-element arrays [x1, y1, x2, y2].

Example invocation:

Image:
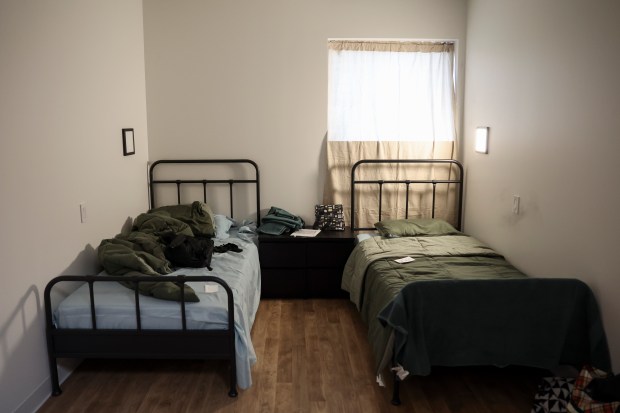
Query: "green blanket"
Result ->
[[342, 235, 502, 309], [379, 278, 611, 376], [98, 232, 172, 276], [97, 210, 202, 302], [341, 235, 612, 377]]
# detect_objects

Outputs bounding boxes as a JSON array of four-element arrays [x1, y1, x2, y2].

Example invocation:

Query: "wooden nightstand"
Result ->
[[258, 228, 355, 298]]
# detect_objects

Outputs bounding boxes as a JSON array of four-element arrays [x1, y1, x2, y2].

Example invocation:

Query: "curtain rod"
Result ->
[[328, 38, 455, 45]]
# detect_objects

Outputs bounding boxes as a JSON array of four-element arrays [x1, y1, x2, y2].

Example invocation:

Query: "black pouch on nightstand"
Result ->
[[313, 204, 345, 231]]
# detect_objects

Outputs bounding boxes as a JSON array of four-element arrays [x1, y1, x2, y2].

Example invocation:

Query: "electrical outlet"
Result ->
[[512, 196, 520, 215], [80, 202, 87, 223]]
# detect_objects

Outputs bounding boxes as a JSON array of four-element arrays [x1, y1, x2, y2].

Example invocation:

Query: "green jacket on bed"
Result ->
[[97, 210, 204, 302]]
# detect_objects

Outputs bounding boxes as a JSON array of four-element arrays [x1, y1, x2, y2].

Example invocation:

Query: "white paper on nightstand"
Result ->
[[291, 229, 321, 237]]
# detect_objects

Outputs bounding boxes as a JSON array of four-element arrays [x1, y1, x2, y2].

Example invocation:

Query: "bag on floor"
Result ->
[[568, 365, 620, 413], [531, 376, 575, 413]]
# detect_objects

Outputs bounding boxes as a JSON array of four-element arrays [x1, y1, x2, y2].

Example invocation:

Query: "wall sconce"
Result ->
[[122, 128, 135, 156], [475, 126, 489, 154]]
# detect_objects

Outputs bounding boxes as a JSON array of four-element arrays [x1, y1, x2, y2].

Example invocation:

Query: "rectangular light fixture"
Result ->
[[475, 126, 489, 154], [122, 128, 135, 156]]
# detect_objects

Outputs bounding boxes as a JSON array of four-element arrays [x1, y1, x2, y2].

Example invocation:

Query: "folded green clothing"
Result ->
[[261, 215, 304, 229], [258, 206, 305, 235], [265, 206, 299, 221], [257, 222, 289, 235]]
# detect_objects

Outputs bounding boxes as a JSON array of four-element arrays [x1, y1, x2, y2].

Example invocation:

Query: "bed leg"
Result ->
[[48, 355, 62, 396], [228, 364, 238, 397], [391, 372, 401, 406]]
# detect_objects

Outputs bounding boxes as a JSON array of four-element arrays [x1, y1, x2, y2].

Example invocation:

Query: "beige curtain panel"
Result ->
[[323, 141, 457, 229]]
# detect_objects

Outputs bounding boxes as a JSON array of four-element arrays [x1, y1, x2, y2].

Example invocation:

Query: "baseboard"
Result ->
[[14, 359, 82, 413]]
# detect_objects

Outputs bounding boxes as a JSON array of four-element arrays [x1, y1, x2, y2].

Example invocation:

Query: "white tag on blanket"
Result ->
[[391, 364, 410, 380], [394, 256, 415, 264], [204, 283, 219, 293]]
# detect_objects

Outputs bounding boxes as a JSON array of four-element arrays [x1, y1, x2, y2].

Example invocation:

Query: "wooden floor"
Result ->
[[39, 299, 544, 413]]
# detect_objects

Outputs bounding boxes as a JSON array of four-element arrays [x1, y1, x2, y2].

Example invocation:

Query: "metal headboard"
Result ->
[[149, 159, 261, 223], [350, 159, 464, 231]]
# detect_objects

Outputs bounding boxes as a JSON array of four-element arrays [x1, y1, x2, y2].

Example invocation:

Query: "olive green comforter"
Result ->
[[97, 201, 215, 302], [341, 235, 612, 377]]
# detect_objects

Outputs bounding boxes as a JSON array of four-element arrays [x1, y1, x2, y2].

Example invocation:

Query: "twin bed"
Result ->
[[45, 158, 611, 405], [45, 159, 261, 398], [342, 159, 611, 404]]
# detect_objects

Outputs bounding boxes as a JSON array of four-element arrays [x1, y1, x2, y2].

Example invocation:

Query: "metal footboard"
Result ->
[[44, 275, 238, 397]]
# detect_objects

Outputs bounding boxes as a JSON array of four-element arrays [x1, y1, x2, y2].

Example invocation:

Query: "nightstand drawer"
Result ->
[[308, 269, 348, 298], [307, 242, 353, 268], [261, 269, 306, 298], [259, 242, 306, 268]]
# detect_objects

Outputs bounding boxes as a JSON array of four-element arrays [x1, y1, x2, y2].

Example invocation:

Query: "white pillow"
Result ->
[[214, 214, 234, 239]]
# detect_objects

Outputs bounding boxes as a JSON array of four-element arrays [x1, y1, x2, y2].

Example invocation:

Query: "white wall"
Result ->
[[463, 0, 620, 371], [7, 1, 616, 410], [0, 1, 149, 412], [143, 0, 468, 223]]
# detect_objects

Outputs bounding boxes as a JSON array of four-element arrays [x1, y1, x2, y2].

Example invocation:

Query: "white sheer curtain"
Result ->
[[324, 40, 458, 229], [328, 41, 456, 142]]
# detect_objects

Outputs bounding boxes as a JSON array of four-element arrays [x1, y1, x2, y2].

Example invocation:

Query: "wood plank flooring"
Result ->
[[38, 299, 544, 413]]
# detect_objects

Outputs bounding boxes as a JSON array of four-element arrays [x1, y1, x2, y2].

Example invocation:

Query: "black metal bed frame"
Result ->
[[350, 159, 464, 231], [45, 275, 238, 397], [149, 159, 261, 223], [45, 159, 261, 398], [350, 159, 464, 406]]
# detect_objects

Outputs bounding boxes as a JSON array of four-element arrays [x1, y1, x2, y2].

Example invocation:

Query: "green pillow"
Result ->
[[374, 218, 460, 237]]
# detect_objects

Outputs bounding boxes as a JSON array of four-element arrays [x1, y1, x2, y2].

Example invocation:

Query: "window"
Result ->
[[324, 40, 458, 229], [327, 40, 456, 142]]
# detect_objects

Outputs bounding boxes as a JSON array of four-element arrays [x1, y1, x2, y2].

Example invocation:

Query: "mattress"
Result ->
[[54, 235, 261, 389]]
